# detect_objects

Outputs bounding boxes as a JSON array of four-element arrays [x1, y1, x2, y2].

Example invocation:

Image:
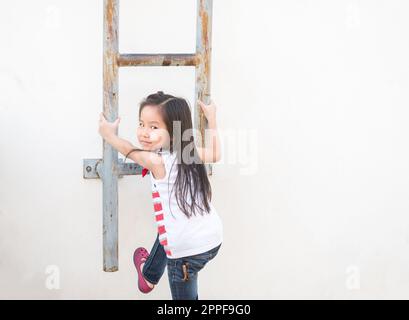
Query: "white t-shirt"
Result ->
[[149, 151, 223, 259]]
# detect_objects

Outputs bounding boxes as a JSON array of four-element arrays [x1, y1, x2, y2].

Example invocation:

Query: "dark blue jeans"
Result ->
[[142, 233, 222, 300]]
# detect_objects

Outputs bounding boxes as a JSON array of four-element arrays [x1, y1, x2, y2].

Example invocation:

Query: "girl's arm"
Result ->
[[196, 100, 221, 163], [98, 113, 165, 178]]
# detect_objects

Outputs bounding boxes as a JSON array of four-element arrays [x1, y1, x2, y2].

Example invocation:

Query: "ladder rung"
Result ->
[[118, 54, 198, 67]]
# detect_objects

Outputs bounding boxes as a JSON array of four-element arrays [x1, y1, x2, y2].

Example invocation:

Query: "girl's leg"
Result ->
[[166, 244, 222, 300], [167, 258, 199, 300], [141, 233, 168, 285]]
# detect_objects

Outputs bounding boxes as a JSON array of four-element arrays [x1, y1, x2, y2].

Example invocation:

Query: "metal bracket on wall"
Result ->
[[82, 0, 214, 272], [83, 159, 147, 179]]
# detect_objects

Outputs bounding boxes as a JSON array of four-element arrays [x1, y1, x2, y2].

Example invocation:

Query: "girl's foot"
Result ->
[[140, 260, 155, 289], [133, 247, 155, 293]]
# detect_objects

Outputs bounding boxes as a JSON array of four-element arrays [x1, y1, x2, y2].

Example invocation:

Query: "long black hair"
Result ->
[[138, 91, 212, 218]]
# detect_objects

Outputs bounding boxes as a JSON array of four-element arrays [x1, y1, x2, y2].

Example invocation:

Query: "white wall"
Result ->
[[1, 0, 409, 299]]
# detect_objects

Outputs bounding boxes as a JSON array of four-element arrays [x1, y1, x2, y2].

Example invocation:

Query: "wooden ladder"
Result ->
[[83, 0, 214, 272]]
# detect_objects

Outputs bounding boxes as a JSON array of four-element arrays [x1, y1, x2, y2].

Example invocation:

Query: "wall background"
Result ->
[[1, 0, 409, 299]]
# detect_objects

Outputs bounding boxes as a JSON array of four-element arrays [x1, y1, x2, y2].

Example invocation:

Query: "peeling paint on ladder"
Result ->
[[96, 0, 214, 272]]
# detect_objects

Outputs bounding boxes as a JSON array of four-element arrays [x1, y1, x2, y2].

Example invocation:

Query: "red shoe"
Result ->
[[133, 247, 154, 294]]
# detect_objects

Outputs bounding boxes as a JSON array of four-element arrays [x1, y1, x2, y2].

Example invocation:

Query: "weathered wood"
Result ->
[[86, 0, 214, 272], [118, 54, 197, 67], [195, 0, 213, 175], [102, 0, 119, 272]]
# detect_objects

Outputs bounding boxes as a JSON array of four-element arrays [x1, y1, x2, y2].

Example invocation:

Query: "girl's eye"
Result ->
[[151, 126, 158, 129]]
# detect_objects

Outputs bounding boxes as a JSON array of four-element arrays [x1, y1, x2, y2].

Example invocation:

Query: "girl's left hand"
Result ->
[[98, 112, 121, 138], [198, 99, 217, 122]]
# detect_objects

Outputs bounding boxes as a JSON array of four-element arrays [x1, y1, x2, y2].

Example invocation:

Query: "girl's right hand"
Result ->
[[98, 112, 121, 139], [198, 99, 217, 122]]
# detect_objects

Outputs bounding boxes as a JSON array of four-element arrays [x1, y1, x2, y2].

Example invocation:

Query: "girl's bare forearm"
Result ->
[[103, 134, 134, 157]]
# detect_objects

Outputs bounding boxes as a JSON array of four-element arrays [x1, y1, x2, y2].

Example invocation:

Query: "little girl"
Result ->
[[98, 91, 223, 300]]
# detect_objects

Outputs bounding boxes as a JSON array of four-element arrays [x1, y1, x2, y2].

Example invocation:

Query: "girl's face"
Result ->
[[137, 105, 170, 151]]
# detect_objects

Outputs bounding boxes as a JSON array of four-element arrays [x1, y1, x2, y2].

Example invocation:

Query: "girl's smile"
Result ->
[[137, 105, 170, 151]]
